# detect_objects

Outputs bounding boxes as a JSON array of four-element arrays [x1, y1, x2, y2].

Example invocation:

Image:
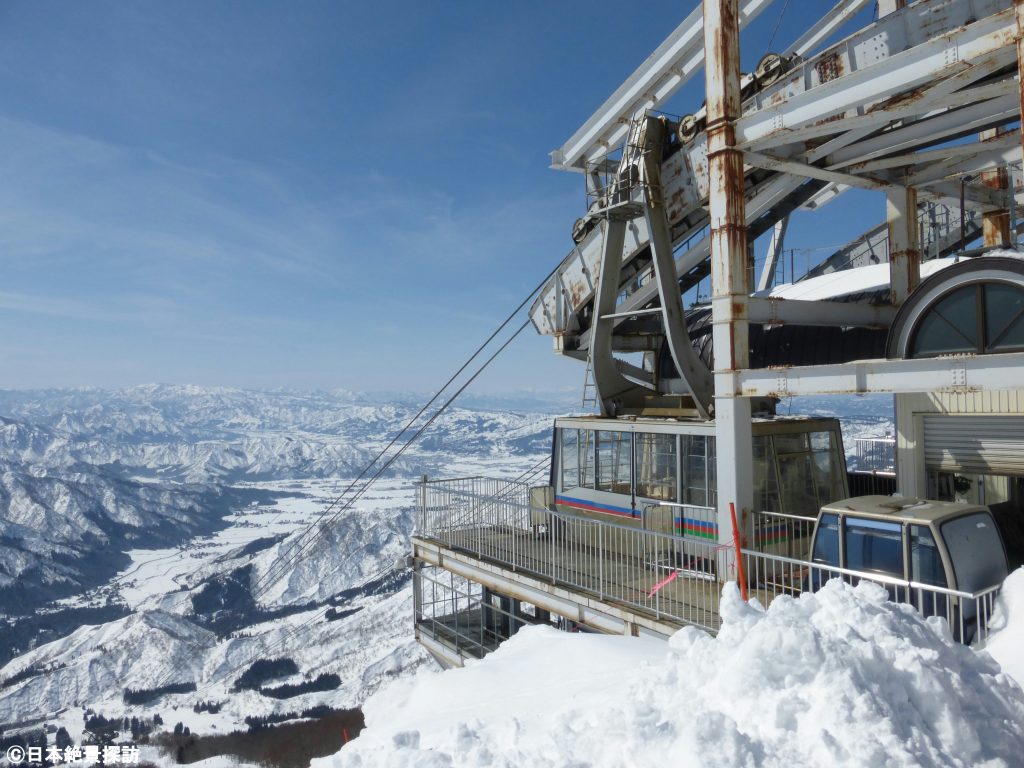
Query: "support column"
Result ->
[[704, 0, 753, 576], [887, 186, 920, 305], [1017, 1, 1024, 164], [981, 129, 1010, 247]]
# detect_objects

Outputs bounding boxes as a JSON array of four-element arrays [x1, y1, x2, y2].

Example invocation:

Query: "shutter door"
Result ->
[[923, 415, 1024, 475]]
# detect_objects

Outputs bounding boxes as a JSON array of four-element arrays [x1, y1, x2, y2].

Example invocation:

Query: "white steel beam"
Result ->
[[727, 352, 1024, 397], [738, 6, 1015, 150], [756, 217, 788, 291], [887, 186, 921, 305], [826, 93, 1020, 169], [784, 0, 875, 59], [746, 297, 897, 328], [550, 0, 774, 171]]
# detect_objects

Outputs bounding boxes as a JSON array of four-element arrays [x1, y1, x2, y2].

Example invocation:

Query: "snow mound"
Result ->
[[319, 579, 1024, 768], [984, 567, 1024, 691]]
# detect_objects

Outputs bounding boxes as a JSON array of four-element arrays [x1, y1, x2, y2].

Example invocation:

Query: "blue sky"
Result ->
[[0, 1, 880, 394]]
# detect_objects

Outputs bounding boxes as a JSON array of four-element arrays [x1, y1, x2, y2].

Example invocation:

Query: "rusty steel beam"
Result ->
[[888, 186, 921, 305], [705, 0, 749, 374], [1016, 0, 1024, 205], [705, 0, 754, 556], [981, 128, 1012, 246]]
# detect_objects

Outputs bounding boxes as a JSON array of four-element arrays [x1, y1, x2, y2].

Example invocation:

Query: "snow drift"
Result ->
[[319, 577, 1024, 768]]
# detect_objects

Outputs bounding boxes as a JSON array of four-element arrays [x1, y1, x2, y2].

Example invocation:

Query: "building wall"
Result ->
[[895, 390, 1024, 496]]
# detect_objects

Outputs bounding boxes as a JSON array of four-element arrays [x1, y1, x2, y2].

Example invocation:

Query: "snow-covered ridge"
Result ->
[[0, 387, 557, 611]]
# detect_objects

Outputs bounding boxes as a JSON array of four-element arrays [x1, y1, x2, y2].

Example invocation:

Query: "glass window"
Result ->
[[940, 512, 1008, 592], [683, 435, 707, 507], [596, 431, 631, 495], [909, 525, 946, 588], [753, 435, 781, 512], [812, 513, 840, 565], [635, 432, 677, 501], [708, 437, 717, 508], [773, 432, 809, 454], [777, 452, 818, 517], [810, 431, 846, 507], [911, 285, 979, 356], [560, 429, 579, 491], [844, 517, 903, 577], [984, 283, 1024, 352], [580, 429, 595, 489]]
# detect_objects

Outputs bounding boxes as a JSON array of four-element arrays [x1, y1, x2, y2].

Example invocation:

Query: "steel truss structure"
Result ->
[[531, 0, 1024, 416]]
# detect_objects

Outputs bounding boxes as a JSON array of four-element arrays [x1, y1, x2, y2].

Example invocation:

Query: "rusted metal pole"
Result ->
[[705, 0, 753, 579], [705, 0, 749, 372], [887, 186, 920, 304], [981, 129, 1010, 248], [1013, 0, 1024, 243]]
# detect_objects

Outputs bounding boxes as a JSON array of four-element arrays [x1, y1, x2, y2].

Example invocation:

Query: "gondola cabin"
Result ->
[[550, 416, 848, 548]]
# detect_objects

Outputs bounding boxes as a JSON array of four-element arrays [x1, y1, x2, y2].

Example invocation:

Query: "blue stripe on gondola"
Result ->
[[555, 495, 635, 518]]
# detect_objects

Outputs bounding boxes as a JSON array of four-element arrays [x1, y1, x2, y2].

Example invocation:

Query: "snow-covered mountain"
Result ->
[[0, 386, 557, 614], [0, 385, 558, 482], [0, 459, 248, 613], [0, 385, 556, 740], [0, 475, 431, 734]]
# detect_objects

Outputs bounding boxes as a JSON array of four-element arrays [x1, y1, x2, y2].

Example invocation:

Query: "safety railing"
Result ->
[[750, 510, 815, 561], [417, 476, 724, 629], [741, 550, 1003, 647], [415, 476, 1004, 645]]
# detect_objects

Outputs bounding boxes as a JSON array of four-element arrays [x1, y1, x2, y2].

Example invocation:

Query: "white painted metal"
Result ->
[[550, 0, 774, 171], [746, 296, 897, 327], [738, 3, 1014, 150], [923, 414, 1024, 473], [757, 217, 788, 291], [730, 350, 1024, 397], [887, 186, 921, 305]]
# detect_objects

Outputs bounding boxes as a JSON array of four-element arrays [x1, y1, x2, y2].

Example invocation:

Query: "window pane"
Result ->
[[844, 517, 903, 577], [810, 431, 845, 506], [911, 286, 978, 356], [812, 513, 840, 565], [941, 512, 1008, 592], [684, 435, 707, 507], [985, 283, 1024, 351], [753, 435, 781, 512], [560, 429, 579, 491], [773, 432, 809, 454], [777, 453, 818, 517], [909, 525, 946, 588], [708, 437, 717, 508], [635, 433, 677, 501], [580, 429, 595, 489], [596, 431, 631, 495]]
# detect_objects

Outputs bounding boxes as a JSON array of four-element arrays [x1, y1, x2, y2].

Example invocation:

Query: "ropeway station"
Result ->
[[410, 0, 1024, 668]]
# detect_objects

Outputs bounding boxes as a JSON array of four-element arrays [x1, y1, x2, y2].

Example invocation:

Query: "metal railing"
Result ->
[[416, 476, 1004, 646], [750, 509, 815, 560], [855, 436, 896, 473], [742, 550, 1003, 647], [417, 476, 725, 628]]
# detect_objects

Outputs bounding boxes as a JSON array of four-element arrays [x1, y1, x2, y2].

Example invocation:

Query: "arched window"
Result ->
[[910, 282, 1024, 357]]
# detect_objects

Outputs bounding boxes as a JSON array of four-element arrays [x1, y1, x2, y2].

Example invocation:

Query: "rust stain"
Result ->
[[868, 86, 926, 114], [815, 53, 842, 84]]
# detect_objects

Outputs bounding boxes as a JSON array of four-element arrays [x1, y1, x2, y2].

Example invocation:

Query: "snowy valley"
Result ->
[[0, 386, 559, 760]]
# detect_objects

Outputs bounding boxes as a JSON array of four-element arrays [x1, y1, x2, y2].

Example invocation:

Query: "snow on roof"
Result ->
[[763, 258, 959, 302], [764, 250, 1024, 303], [317, 575, 1024, 768]]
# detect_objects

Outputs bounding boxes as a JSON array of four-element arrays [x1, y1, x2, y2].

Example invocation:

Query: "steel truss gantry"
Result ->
[[531, 0, 1024, 417]]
